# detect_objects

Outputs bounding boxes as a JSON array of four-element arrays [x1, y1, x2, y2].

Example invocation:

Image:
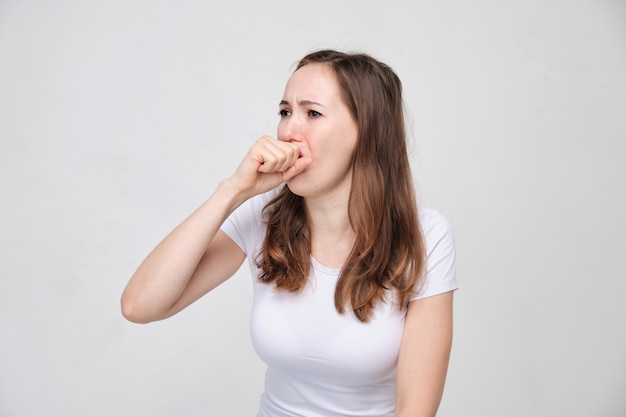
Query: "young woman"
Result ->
[[121, 49, 457, 417]]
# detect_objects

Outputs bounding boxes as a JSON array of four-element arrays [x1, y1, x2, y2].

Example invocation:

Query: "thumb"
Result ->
[[281, 156, 312, 182]]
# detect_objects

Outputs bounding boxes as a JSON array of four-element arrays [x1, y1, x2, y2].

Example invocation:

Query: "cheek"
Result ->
[[338, 132, 358, 159], [325, 143, 356, 173], [338, 122, 358, 152]]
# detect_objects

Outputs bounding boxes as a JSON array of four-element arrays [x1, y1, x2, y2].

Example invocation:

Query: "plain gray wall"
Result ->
[[1, 1, 624, 416]]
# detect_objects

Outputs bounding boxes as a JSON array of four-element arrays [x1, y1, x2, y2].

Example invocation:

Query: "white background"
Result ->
[[1, 1, 625, 416]]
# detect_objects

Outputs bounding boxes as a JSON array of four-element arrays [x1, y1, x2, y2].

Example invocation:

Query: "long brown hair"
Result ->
[[256, 50, 425, 322]]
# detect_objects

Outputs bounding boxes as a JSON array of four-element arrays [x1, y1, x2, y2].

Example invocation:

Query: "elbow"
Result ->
[[120, 293, 155, 324], [121, 301, 147, 324]]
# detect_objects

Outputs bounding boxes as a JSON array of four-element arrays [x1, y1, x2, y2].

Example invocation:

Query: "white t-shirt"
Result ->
[[221, 187, 457, 417]]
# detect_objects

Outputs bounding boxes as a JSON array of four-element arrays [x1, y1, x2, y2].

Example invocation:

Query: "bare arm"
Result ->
[[121, 136, 311, 324], [395, 291, 454, 417], [120, 181, 246, 323]]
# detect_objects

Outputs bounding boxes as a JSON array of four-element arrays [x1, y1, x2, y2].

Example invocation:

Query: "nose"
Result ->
[[277, 113, 303, 143]]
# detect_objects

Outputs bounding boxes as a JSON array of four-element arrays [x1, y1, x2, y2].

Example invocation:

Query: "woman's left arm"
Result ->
[[395, 291, 454, 417]]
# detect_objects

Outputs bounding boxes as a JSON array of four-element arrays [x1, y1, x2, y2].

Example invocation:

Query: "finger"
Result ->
[[255, 147, 281, 173], [277, 143, 301, 172], [257, 140, 300, 173], [253, 138, 283, 173], [281, 155, 312, 181]]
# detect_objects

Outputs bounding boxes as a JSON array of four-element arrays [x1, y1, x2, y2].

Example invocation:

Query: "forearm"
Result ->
[[120, 179, 245, 322]]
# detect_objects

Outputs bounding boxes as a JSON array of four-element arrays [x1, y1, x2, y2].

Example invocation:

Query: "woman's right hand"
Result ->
[[228, 135, 311, 200]]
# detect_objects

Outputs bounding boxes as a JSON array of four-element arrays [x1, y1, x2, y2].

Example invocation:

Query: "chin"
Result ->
[[285, 181, 305, 197], [285, 175, 313, 198]]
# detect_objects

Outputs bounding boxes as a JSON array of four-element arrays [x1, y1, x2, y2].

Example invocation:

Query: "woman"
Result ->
[[121, 49, 457, 417]]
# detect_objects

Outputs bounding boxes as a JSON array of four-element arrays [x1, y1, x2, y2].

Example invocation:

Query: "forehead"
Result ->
[[282, 63, 342, 101]]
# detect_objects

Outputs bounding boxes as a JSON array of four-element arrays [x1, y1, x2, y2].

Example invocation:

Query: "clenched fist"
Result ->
[[229, 135, 312, 199]]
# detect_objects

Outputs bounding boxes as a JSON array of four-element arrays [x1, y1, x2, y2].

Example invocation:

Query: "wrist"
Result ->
[[215, 177, 252, 212]]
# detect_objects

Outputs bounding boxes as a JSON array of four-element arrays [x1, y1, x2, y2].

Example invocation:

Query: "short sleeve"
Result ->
[[411, 207, 458, 301], [220, 187, 281, 260]]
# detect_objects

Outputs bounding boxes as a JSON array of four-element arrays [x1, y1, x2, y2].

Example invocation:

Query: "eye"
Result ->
[[308, 110, 322, 118], [278, 109, 291, 117]]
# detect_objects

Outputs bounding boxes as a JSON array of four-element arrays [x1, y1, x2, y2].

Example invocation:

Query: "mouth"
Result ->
[[297, 146, 309, 159]]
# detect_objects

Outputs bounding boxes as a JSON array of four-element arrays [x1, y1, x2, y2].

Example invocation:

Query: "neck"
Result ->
[[305, 195, 356, 268], [307, 199, 350, 231]]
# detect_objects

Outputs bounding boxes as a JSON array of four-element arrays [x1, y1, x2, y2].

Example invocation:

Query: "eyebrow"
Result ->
[[279, 99, 325, 108]]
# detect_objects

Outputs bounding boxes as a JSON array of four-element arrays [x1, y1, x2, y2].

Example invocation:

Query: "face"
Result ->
[[277, 63, 358, 200]]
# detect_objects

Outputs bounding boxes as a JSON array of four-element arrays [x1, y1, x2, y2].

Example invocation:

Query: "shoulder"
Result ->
[[243, 185, 283, 214], [418, 206, 455, 248], [412, 206, 457, 300], [221, 186, 283, 255], [229, 185, 283, 224]]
